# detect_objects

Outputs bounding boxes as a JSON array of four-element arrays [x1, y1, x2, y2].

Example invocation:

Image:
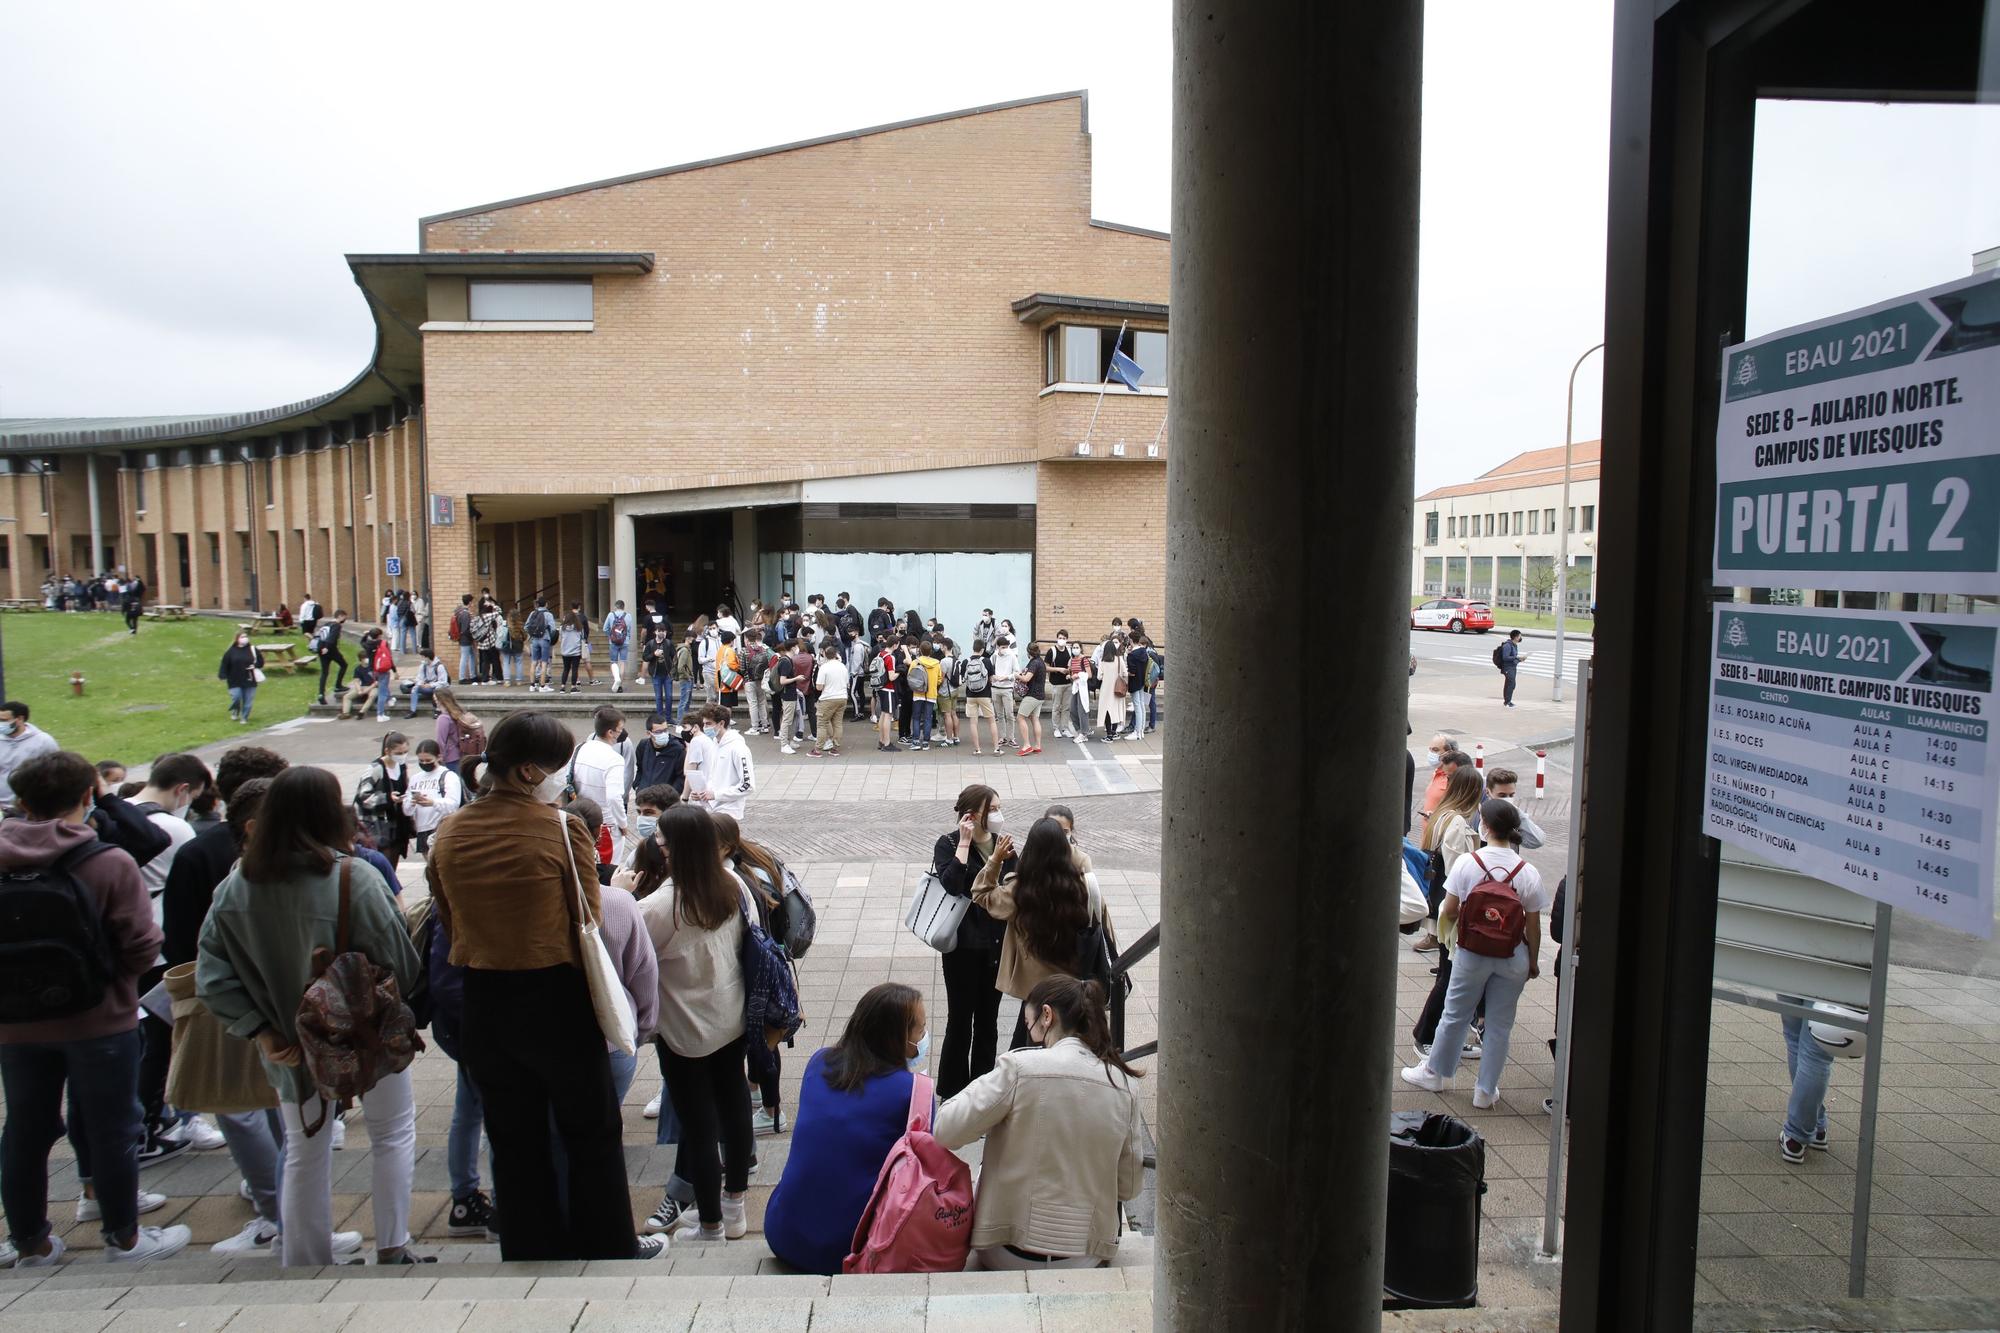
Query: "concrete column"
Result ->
[[612, 505, 638, 614], [730, 508, 757, 610], [86, 456, 104, 576], [1159, 1, 1422, 1328]]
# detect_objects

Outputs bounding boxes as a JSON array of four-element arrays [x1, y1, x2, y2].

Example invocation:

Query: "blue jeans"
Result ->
[[432, 1019, 487, 1201], [1, 1029, 144, 1247], [652, 673, 672, 715], [215, 1109, 284, 1225], [409, 685, 440, 716], [229, 684, 257, 720], [676, 679, 694, 720], [397, 624, 416, 654], [1503, 667, 1519, 705], [459, 644, 477, 681], [503, 652, 523, 684], [1781, 1011, 1833, 1144], [913, 698, 936, 744], [1426, 945, 1531, 1099]]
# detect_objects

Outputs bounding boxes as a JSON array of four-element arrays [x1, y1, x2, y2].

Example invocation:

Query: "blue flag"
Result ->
[[1107, 347, 1145, 391]]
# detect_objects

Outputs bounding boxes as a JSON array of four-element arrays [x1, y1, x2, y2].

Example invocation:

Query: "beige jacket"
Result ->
[[971, 857, 1105, 1001], [934, 1037, 1145, 1261]]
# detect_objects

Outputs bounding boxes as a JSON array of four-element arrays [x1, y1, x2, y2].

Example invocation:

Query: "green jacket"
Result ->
[[196, 853, 420, 1107]]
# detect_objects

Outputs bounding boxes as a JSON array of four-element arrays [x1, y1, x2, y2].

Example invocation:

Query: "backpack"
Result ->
[[527, 608, 553, 642], [718, 650, 744, 692], [608, 613, 629, 647], [842, 1072, 974, 1274], [1492, 644, 1506, 671], [867, 651, 887, 688], [448, 610, 464, 642], [1145, 650, 1163, 691], [962, 654, 989, 694], [294, 858, 424, 1132], [908, 660, 930, 694], [739, 892, 805, 1057], [372, 639, 394, 675], [0, 842, 118, 1023], [1457, 851, 1530, 959], [765, 858, 818, 960]]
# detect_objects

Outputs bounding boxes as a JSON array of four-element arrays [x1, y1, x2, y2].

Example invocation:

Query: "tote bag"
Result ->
[[558, 809, 638, 1056], [904, 867, 968, 952]]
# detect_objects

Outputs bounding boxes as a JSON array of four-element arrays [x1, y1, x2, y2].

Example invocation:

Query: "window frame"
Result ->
[[466, 279, 594, 323]]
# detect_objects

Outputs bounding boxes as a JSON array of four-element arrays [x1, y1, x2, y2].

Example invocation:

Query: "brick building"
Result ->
[[0, 92, 1169, 641]]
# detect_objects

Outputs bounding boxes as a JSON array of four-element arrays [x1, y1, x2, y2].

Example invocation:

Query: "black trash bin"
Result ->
[[1383, 1110, 1487, 1309]]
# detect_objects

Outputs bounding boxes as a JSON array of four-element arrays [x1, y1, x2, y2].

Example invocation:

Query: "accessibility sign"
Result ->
[[1704, 603, 1996, 938], [1713, 270, 2000, 593], [384, 555, 403, 578]]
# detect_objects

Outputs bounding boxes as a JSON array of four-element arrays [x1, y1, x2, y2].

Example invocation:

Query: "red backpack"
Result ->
[[842, 1072, 974, 1274], [1457, 852, 1529, 958]]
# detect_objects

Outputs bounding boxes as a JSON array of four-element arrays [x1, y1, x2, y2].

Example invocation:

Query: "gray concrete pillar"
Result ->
[[1159, 1, 1422, 1327]]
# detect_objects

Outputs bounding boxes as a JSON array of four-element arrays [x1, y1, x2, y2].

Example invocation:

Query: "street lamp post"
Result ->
[[1552, 342, 1604, 702]]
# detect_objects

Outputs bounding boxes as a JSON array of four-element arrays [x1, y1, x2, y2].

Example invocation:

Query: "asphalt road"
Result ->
[[1407, 625, 1595, 681]]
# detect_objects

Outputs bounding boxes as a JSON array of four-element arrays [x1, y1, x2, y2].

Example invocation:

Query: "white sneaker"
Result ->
[[238, 1179, 254, 1203], [674, 1219, 726, 1245], [182, 1116, 227, 1151], [330, 1231, 364, 1259], [781, 746, 795, 755], [12, 1235, 62, 1267], [643, 1093, 662, 1119], [751, 1106, 786, 1135], [0, 1239, 15, 1266], [1399, 1064, 1449, 1092], [1471, 1088, 1499, 1109], [330, 1118, 347, 1151], [108, 1225, 192, 1264], [77, 1190, 167, 1223], [720, 1193, 748, 1240], [212, 1218, 281, 1257]]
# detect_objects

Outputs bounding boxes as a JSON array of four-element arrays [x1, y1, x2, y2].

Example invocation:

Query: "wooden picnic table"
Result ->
[[144, 604, 192, 621], [0, 599, 43, 612], [255, 642, 313, 673]]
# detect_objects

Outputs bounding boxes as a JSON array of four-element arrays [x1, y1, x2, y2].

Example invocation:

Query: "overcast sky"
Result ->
[[1, 3, 1993, 495]]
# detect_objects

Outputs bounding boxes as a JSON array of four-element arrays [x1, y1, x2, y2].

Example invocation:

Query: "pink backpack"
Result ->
[[842, 1072, 975, 1274]]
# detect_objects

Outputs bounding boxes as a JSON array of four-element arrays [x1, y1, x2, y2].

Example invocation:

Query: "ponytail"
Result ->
[[1023, 974, 1143, 1085]]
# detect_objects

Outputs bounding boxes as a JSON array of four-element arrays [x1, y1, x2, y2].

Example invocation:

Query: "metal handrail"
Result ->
[[1110, 922, 1159, 1060]]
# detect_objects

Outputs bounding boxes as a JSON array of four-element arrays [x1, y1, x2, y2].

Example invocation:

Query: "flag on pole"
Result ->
[[1107, 347, 1146, 391]]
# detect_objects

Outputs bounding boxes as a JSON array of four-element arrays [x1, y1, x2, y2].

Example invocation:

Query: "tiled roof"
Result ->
[[1417, 441, 1602, 502]]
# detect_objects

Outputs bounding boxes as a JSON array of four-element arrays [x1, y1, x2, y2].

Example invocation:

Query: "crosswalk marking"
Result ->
[[1441, 653, 1593, 679]]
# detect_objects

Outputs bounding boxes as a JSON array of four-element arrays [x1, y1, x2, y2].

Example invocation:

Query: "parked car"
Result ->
[[1410, 597, 1494, 634]]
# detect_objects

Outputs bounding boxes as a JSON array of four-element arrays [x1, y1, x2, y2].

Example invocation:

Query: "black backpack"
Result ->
[[0, 842, 119, 1023], [1491, 644, 1506, 671]]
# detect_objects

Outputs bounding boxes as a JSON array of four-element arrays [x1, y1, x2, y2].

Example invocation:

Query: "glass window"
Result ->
[[1484, 514, 1495, 537], [1131, 330, 1168, 387], [1044, 328, 1059, 385], [134, 469, 146, 512], [0, 535, 8, 570], [467, 280, 593, 321], [1529, 510, 1540, 535], [1514, 510, 1524, 532], [1568, 507, 1577, 532], [1545, 507, 1556, 531], [203, 446, 223, 465], [1582, 504, 1596, 532], [476, 540, 493, 577], [1061, 326, 1101, 383], [0, 458, 12, 475], [143, 452, 159, 470], [1500, 513, 1510, 536], [207, 533, 221, 564], [263, 459, 274, 507], [1424, 511, 1439, 544]]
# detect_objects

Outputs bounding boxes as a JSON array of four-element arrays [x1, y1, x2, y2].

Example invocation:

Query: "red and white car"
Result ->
[[1410, 597, 1495, 634]]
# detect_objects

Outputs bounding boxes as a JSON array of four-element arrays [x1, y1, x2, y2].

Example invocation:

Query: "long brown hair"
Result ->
[[658, 805, 739, 931], [823, 982, 923, 1094], [1024, 974, 1141, 1084], [1422, 764, 1485, 851], [241, 767, 345, 882], [1011, 817, 1089, 969], [711, 813, 784, 910], [436, 687, 481, 734], [626, 835, 668, 900]]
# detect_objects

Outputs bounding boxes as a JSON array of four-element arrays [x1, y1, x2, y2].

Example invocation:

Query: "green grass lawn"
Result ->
[[0, 612, 318, 765]]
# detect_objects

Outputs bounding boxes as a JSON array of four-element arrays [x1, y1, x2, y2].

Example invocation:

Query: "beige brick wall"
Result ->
[[1033, 460, 1166, 643]]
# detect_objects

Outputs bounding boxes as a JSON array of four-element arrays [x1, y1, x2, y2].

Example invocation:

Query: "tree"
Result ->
[[1524, 563, 1558, 621]]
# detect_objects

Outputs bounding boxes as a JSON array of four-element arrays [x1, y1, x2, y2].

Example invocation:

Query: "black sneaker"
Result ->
[[137, 1130, 192, 1168], [447, 1191, 498, 1238], [645, 1197, 689, 1233], [1779, 1130, 1807, 1164]]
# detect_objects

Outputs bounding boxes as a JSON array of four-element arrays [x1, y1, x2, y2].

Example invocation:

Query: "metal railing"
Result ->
[[1110, 921, 1160, 1061]]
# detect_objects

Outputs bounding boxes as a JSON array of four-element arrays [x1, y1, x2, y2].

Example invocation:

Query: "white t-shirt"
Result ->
[[815, 657, 850, 698], [400, 764, 463, 836], [140, 810, 195, 910], [1442, 846, 1549, 914]]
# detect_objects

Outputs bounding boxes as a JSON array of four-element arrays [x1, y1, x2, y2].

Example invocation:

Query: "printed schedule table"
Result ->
[[1704, 603, 1996, 938]]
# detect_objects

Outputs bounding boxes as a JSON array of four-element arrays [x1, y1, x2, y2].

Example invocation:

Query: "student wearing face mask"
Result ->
[[1480, 768, 1547, 849], [686, 705, 755, 821], [217, 629, 265, 724], [763, 983, 930, 1275], [1043, 635, 1074, 740], [627, 712, 687, 803], [973, 818, 1107, 1050], [932, 784, 1012, 1099], [935, 975, 1144, 1270], [0, 700, 60, 812], [352, 733, 412, 866], [400, 741, 464, 857], [424, 710, 663, 1262]]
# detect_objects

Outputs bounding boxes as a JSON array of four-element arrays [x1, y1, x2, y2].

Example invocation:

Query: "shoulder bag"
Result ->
[[558, 809, 638, 1055], [904, 863, 968, 952]]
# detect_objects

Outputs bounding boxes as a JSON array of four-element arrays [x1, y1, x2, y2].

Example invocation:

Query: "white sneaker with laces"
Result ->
[[211, 1218, 281, 1257], [238, 1179, 254, 1202], [635, 1234, 669, 1260], [1399, 1064, 1449, 1092], [330, 1231, 364, 1258], [13, 1235, 62, 1267], [1471, 1088, 1499, 1109], [330, 1118, 347, 1150], [643, 1093, 662, 1119], [644, 1197, 689, 1233], [108, 1225, 192, 1264], [751, 1106, 786, 1136], [182, 1116, 227, 1151], [77, 1190, 167, 1223], [720, 1193, 748, 1240], [781, 746, 796, 755], [675, 1219, 727, 1245]]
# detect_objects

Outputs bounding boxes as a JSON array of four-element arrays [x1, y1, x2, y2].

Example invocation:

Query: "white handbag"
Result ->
[[558, 810, 638, 1055], [905, 867, 969, 952]]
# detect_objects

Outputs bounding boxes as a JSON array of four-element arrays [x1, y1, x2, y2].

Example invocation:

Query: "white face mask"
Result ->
[[985, 811, 1004, 835], [907, 1030, 931, 1071], [531, 769, 567, 805]]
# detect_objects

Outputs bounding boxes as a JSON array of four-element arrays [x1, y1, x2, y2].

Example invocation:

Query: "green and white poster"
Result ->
[[1714, 270, 2000, 593], [1705, 603, 1995, 938]]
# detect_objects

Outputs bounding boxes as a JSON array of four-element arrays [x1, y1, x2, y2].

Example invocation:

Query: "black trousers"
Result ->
[[561, 655, 582, 688], [461, 965, 637, 1261], [479, 647, 501, 683], [661, 1037, 754, 1226], [1413, 944, 1486, 1049], [938, 945, 1001, 1100], [318, 648, 348, 696]]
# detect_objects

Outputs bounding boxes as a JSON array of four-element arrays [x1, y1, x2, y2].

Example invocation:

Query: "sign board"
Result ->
[[429, 494, 456, 527], [596, 565, 611, 580], [1704, 602, 1996, 937], [1713, 270, 2000, 592], [384, 555, 403, 578]]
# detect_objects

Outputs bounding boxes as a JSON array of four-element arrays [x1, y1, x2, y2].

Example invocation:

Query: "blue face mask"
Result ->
[[635, 814, 659, 841], [908, 1030, 931, 1071]]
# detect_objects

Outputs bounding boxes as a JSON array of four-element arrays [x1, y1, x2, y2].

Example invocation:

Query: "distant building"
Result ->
[[1411, 442, 1600, 613]]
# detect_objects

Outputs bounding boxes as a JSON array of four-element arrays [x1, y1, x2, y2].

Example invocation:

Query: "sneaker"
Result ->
[[674, 1220, 727, 1245], [182, 1116, 227, 1151], [880, 743, 903, 752], [0, 1239, 15, 1266], [1411, 932, 1440, 953], [1411, 1042, 1432, 1062], [1399, 1064, 1449, 1092], [643, 1093, 662, 1120], [1810, 1126, 1830, 1151], [330, 1118, 347, 1151], [108, 1225, 192, 1264], [752, 1106, 786, 1135], [77, 1190, 166, 1223], [807, 749, 823, 758], [781, 745, 796, 755], [330, 1231, 364, 1259], [137, 1131, 192, 1168], [13, 1235, 63, 1268], [645, 1197, 690, 1234], [720, 1193, 748, 1240], [635, 1234, 668, 1260], [1471, 1088, 1499, 1109], [211, 1218, 281, 1257], [447, 1192, 498, 1238], [238, 1178, 254, 1203], [1461, 1032, 1483, 1061], [1071, 734, 1086, 745], [1779, 1129, 1807, 1165]]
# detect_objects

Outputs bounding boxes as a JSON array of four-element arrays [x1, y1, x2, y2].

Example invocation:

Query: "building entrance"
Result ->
[[633, 510, 736, 622]]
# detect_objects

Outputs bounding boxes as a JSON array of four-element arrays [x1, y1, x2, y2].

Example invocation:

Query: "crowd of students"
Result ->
[[0, 701, 1149, 1273]]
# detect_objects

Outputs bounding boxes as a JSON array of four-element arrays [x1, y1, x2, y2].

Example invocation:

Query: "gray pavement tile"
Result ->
[[803, 1295, 928, 1331], [424, 1279, 533, 1302], [232, 1304, 365, 1333], [103, 1309, 239, 1333], [723, 1276, 826, 1298], [827, 1274, 929, 1297], [687, 1299, 814, 1332], [624, 1278, 733, 1302], [325, 1277, 436, 1303], [0, 1314, 118, 1333], [922, 1293, 1040, 1332], [1022, 1270, 1123, 1296], [5, 1289, 126, 1313], [191, 1281, 339, 1306], [572, 1304, 698, 1333], [459, 1300, 584, 1332], [331, 1299, 473, 1332], [521, 1278, 634, 1301], [1922, 1257, 2000, 1296]]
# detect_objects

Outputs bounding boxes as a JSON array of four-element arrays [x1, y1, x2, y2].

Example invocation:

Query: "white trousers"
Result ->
[[278, 1067, 416, 1266]]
